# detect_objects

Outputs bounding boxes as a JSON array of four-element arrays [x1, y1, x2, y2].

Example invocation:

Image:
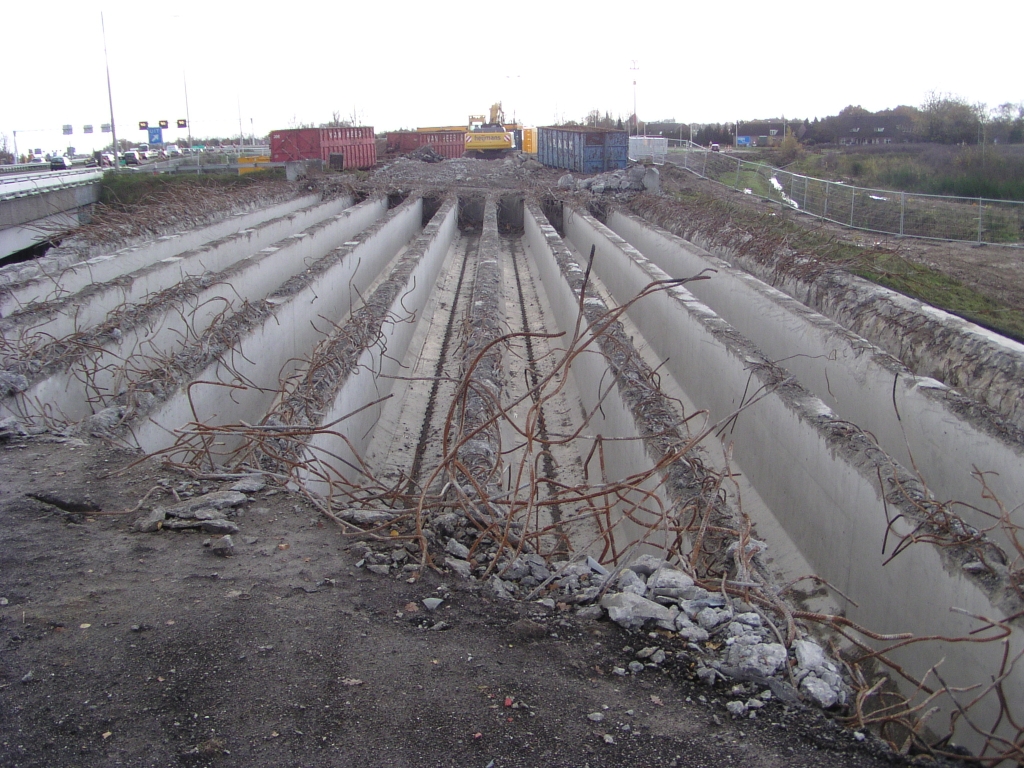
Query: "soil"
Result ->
[[0, 435, 929, 768]]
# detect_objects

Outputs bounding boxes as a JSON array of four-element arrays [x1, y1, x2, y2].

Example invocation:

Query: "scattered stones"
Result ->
[[444, 538, 470, 559], [407, 145, 444, 163], [0, 415, 27, 441], [587, 712, 605, 723], [422, 597, 443, 611], [366, 564, 390, 576], [727, 642, 788, 677], [600, 592, 673, 629], [162, 491, 249, 521], [209, 536, 235, 557], [444, 557, 473, 579], [340, 509, 396, 526], [0, 371, 30, 398], [801, 675, 839, 708], [133, 507, 168, 533], [230, 475, 267, 493], [726, 700, 747, 717]]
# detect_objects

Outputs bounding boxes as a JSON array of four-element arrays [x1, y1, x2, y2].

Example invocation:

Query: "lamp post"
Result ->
[[630, 60, 639, 136], [101, 12, 119, 171]]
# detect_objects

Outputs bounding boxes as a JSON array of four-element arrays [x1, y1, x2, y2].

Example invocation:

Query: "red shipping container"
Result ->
[[320, 126, 377, 169], [386, 131, 465, 159], [270, 127, 376, 169], [270, 128, 322, 163]]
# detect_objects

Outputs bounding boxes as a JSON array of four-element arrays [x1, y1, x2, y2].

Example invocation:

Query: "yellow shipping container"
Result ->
[[521, 128, 537, 155]]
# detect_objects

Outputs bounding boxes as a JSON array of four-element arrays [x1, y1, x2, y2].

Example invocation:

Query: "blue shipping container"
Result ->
[[537, 127, 629, 174]]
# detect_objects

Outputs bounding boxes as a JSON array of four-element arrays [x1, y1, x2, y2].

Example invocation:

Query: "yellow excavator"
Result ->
[[464, 102, 520, 158]]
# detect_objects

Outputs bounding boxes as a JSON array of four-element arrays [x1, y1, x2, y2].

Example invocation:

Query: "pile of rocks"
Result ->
[[406, 145, 445, 163], [350, 510, 850, 714], [132, 475, 268, 556], [596, 553, 849, 712], [556, 164, 661, 196]]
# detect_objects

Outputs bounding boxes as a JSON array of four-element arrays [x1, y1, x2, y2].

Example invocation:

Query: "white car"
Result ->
[[165, 144, 182, 157]]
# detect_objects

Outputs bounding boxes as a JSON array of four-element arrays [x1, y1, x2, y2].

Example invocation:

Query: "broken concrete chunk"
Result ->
[[646, 567, 694, 594], [618, 569, 647, 596], [444, 557, 473, 579], [199, 519, 241, 535], [230, 475, 267, 493], [210, 535, 235, 557], [696, 607, 729, 630], [727, 642, 788, 677], [600, 592, 673, 629], [626, 554, 666, 576], [800, 675, 839, 708], [642, 166, 661, 193], [445, 538, 470, 560], [793, 639, 826, 672], [340, 508, 396, 526], [162, 491, 248, 520], [0, 371, 30, 398], [133, 507, 167, 532]]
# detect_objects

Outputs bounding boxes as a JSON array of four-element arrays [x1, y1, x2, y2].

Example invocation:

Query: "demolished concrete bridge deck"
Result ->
[[1, 161, 1021, 763]]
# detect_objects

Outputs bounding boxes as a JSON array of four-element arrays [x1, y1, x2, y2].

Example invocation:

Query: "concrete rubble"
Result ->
[[558, 164, 661, 195], [347, 507, 851, 715]]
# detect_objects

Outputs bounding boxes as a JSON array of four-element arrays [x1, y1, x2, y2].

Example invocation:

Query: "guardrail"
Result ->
[[0, 169, 104, 202], [670, 145, 1024, 245], [0, 163, 53, 176]]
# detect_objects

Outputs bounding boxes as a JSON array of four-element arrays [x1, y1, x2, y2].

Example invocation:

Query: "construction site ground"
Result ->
[[1, 156, 1001, 767]]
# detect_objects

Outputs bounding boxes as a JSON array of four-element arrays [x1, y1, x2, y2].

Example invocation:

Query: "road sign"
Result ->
[[62, 125, 73, 135], [148, 127, 164, 146], [84, 125, 94, 134], [158, 120, 169, 129], [101, 124, 111, 133], [139, 121, 149, 130], [177, 119, 187, 128]]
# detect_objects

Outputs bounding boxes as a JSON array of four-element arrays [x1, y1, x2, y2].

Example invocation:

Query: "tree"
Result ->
[[0, 134, 14, 165], [919, 92, 983, 144]]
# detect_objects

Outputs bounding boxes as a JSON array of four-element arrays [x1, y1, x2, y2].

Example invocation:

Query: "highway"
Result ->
[[0, 168, 104, 201]]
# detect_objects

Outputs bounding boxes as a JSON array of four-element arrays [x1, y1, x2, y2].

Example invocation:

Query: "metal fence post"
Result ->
[[899, 192, 905, 236], [978, 198, 984, 243], [702, 149, 708, 178], [823, 181, 830, 219], [803, 176, 808, 211], [850, 188, 856, 226], [735, 157, 741, 189]]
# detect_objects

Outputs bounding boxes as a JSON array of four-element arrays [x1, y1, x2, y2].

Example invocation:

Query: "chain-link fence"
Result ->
[[670, 145, 1024, 244]]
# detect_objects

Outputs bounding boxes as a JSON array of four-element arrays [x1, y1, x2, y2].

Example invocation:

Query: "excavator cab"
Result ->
[[465, 102, 516, 157]]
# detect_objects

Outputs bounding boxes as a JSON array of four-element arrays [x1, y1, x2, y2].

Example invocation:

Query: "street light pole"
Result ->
[[101, 12, 119, 171], [630, 60, 639, 136]]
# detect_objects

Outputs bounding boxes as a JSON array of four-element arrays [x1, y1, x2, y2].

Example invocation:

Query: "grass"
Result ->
[[783, 144, 1024, 202], [99, 169, 283, 208], [665, 185, 1024, 343]]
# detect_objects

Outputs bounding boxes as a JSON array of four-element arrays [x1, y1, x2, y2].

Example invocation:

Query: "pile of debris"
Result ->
[[337, 507, 851, 716], [406, 145, 445, 163], [557, 164, 661, 196]]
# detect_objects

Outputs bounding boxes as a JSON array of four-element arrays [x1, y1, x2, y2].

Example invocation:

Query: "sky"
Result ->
[[3, 0, 1022, 157]]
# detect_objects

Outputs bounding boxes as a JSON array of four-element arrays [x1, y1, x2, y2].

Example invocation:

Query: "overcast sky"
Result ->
[[4, 0, 1021, 156]]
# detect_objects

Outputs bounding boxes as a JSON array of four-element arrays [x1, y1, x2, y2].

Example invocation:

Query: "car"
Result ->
[[101, 153, 115, 167], [165, 144, 181, 157], [711, 143, 721, 152], [50, 156, 72, 170], [123, 150, 141, 165]]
